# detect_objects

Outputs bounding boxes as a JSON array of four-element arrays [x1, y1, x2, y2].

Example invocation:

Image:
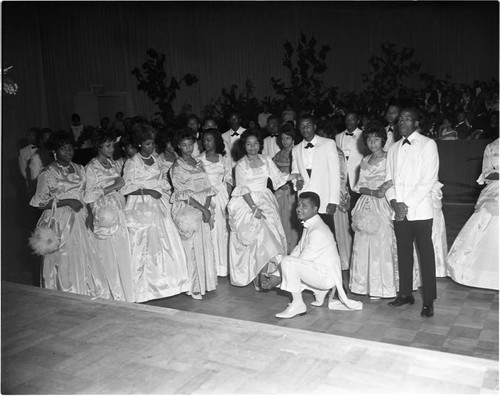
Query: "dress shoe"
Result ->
[[191, 293, 202, 300], [311, 290, 329, 307], [388, 294, 415, 307], [275, 303, 307, 319], [421, 304, 434, 317]]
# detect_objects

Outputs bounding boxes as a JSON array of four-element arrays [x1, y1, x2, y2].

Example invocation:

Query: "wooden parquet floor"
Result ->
[[147, 275, 499, 362], [2, 281, 498, 394]]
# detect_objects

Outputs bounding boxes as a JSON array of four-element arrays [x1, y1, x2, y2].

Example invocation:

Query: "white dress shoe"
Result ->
[[311, 290, 329, 306], [275, 303, 307, 319]]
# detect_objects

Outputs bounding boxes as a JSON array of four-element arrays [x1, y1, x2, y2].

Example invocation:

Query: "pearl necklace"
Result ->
[[139, 153, 152, 160], [56, 161, 71, 175]]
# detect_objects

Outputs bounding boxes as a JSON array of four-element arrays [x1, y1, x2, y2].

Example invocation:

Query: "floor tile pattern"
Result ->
[[2, 282, 498, 394]]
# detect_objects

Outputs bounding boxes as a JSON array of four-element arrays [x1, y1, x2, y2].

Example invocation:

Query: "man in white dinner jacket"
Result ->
[[335, 112, 366, 207], [291, 114, 340, 233], [222, 112, 246, 167], [385, 108, 439, 318], [261, 192, 362, 318]]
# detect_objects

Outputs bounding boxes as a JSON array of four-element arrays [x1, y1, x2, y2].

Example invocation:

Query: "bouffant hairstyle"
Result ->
[[155, 129, 175, 153], [362, 120, 387, 147], [238, 129, 264, 155], [277, 123, 300, 149], [131, 123, 157, 150], [173, 128, 196, 155], [201, 128, 226, 156], [46, 130, 74, 151], [91, 128, 117, 148]]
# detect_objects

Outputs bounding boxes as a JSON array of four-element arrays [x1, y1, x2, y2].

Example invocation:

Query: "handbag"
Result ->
[[29, 197, 61, 256]]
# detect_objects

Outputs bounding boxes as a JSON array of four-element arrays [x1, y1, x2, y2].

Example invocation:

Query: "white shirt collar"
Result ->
[[303, 135, 318, 148], [302, 213, 320, 229]]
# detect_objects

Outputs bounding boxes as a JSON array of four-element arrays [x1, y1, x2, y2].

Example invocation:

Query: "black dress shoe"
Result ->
[[388, 294, 415, 307], [421, 305, 434, 317]]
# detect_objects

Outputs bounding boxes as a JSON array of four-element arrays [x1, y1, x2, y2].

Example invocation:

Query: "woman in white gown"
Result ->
[[349, 122, 398, 298], [170, 129, 218, 299], [121, 123, 190, 302], [84, 129, 134, 302], [228, 130, 303, 288], [30, 130, 110, 298], [447, 138, 499, 290], [198, 128, 233, 277]]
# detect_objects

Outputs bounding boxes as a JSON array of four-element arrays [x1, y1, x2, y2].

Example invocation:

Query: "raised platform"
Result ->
[[2, 282, 498, 394]]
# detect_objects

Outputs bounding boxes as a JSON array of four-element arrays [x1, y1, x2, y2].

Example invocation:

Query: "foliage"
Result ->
[[362, 42, 421, 113], [270, 32, 333, 115], [201, 79, 261, 129], [132, 48, 198, 127]]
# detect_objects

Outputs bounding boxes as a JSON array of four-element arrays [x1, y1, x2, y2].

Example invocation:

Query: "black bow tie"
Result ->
[[270, 134, 278, 138], [388, 127, 393, 133], [31, 145, 38, 149], [305, 142, 314, 149], [345, 132, 354, 136], [403, 138, 411, 145], [231, 131, 239, 137]]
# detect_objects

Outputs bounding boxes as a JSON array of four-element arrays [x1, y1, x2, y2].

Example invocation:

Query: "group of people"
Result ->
[[24, 102, 498, 319]]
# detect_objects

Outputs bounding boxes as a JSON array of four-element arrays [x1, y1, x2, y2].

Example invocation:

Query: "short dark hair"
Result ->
[[297, 114, 317, 125], [186, 114, 200, 124], [47, 130, 74, 151], [173, 128, 196, 155], [131, 123, 156, 150], [92, 129, 117, 148], [267, 114, 281, 124], [362, 120, 387, 147], [299, 191, 320, 210], [239, 129, 264, 155], [201, 128, 226, 156]]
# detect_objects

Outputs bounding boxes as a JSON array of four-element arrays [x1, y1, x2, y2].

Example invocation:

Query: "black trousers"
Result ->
[[394, 218, 436, 304], [319, 212, 336, 237]]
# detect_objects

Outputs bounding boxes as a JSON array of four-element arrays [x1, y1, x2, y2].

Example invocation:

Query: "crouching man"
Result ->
[[262, 191, 362, 318]]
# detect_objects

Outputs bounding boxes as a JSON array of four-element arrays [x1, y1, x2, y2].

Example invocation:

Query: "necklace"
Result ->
[[56, 161, 71, 175], [97, 157, 110, 167], [139, 153, 152, 160]]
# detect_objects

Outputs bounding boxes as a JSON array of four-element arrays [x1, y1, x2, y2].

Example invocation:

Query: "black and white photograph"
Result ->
[[1, 1, 499, 393]]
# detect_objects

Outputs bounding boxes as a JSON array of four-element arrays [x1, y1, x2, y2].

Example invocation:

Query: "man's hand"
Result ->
[[394, 202, 408, 221], [326, 203, 337, 215], [260, 274, 281, 290]]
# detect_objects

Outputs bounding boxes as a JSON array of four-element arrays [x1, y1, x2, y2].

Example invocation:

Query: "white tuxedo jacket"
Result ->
[[385, 131, 439, 220], [335, 128, 366, 190], [222, 127, 246, 168], [287, 214, 359, 308], [291, 135, 340, 213]]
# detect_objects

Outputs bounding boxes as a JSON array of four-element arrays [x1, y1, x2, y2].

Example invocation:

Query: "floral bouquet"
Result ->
[[29, 198, 60, 255], [232, 209, 261, 246], [174, 204, 201, 239], [351, 211, 380, 234], [95, 196, 118, 228]]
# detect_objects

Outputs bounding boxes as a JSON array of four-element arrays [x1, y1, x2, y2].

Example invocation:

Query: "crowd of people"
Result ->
[[19, 97, 499, 320]]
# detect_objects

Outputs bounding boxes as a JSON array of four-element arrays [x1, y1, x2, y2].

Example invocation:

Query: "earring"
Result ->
[[139, 145, 141, 148], [53, 151, 57, 161]]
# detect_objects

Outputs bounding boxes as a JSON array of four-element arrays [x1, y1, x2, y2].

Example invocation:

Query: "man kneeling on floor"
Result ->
[[261, 191, 362, 318]]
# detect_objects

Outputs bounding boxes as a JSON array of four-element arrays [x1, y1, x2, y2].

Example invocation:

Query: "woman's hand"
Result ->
[[201, 207, 212, 224], [65, 199, 84, 212], [85, 209, 94, 232], [253, 207, 266, 220], [147, 189, 162, 199], [113, 177, 125, 191]]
